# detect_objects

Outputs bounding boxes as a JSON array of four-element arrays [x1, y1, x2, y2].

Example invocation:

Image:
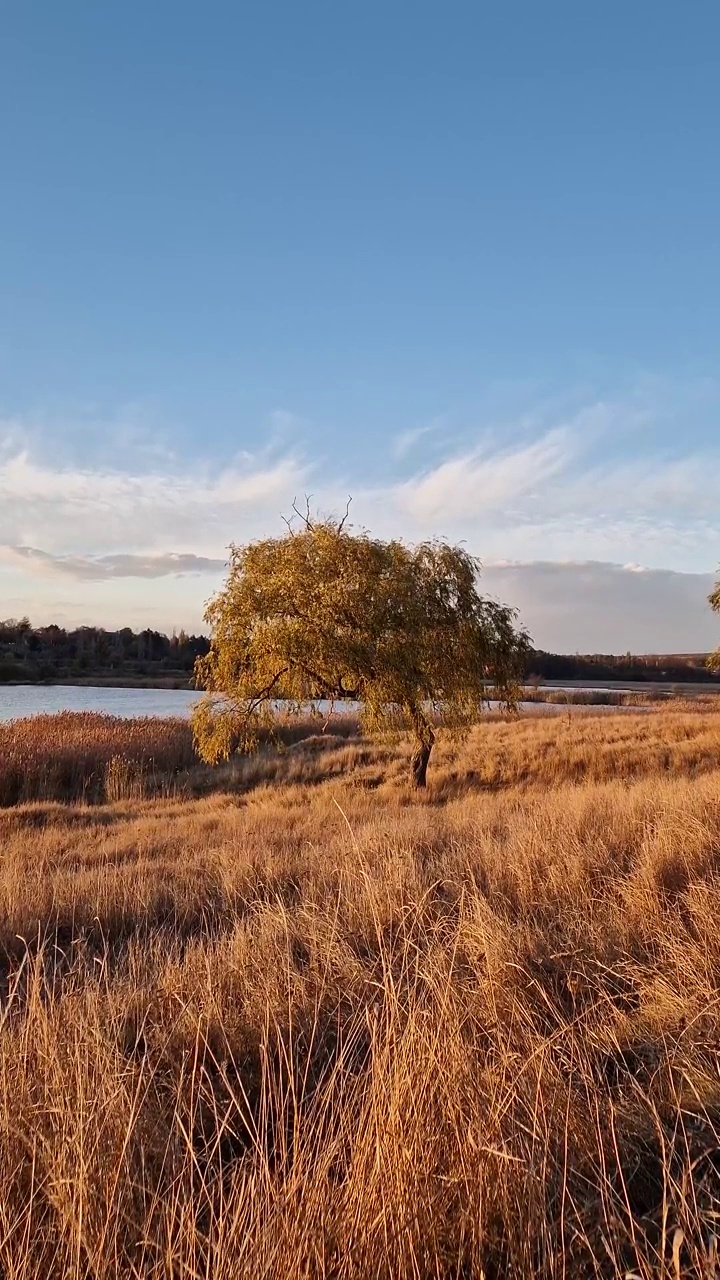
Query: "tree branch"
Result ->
[[294, 660, 359, 702], [291, 496, 315, 530], [337, 496, 352, 532], [244, 667, 290, 719]]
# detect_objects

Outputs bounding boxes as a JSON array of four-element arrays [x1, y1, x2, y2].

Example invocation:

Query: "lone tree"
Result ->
[[192, 509, 530, 787], [710, 574, 720, 672]]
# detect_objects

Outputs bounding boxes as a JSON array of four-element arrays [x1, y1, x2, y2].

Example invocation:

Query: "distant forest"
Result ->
[[527, 650, 719, 684], [1, 618, 718, 687], [0, 618, 210, 685]]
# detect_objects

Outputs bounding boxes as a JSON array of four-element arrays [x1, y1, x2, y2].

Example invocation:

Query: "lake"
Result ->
[[0, 685, 204, 722], [0, 684, 657, 723]]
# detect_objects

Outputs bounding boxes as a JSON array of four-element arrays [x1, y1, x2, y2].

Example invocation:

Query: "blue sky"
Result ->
[[1, 1, 719, 650]]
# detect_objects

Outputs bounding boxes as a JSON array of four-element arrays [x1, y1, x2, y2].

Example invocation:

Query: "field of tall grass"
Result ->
[[1, 706, 720, 1276]]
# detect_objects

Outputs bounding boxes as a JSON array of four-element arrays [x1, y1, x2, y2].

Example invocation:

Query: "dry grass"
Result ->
[[0, 711, 363, 806], [0, 714, 196, 806], [1, 707, 720, 1276]]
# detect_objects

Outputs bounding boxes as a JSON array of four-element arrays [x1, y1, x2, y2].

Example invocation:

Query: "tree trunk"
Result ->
[[405, 703, 436, 788], [411, 738, 433, 788]]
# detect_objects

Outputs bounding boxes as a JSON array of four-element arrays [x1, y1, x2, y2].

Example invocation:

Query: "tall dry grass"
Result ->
[[0, 710, 365, 806], [1, 708, 720, 1275], [0, 713, 196, 806]]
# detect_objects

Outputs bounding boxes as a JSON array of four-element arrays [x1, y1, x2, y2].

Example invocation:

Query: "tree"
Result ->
[[710, 575, 720, 671], [192, 511, 530, 787]]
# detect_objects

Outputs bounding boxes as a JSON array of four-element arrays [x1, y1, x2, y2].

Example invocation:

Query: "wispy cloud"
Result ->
[[1, 387, 719, 648], [391, 421, 444, 461], [0, 439, 308, 557], [268, 409, 307, 433], [2, 399, 718, 574], [393, 426, 574, 521], [361, 400, 720, 569]]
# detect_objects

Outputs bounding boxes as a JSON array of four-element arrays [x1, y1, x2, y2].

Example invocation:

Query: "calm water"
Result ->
[[0, 684, 652, 723], [0, 685, 205, 723]]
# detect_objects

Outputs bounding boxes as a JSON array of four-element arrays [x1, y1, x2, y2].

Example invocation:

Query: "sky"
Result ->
[[1, 1, 719, 653]]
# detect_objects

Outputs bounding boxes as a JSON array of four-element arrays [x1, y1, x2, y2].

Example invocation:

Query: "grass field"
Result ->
[[1, 707, 720, 1277]]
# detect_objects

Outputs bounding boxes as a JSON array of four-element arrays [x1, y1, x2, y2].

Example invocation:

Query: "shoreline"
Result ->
[[1, 675, 194, 690], [2, 675, 712, 696]]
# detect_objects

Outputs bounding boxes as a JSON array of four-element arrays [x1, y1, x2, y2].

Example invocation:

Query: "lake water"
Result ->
[[0, 684, 654, 723], [0, 685, 204, 722]]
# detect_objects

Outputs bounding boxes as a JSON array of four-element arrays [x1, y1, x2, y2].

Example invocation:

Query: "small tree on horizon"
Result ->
[[710, 574, 720, 671], [191, 509, 531, 786]]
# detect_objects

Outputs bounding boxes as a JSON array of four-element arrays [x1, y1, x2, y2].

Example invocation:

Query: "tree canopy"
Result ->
[[192, 513, 531, 785]]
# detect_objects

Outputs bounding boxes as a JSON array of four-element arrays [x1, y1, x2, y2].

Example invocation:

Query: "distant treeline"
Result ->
[[527, 650, 720, 684], [0, 618, 718, 686], [0, 619, 210, 684]]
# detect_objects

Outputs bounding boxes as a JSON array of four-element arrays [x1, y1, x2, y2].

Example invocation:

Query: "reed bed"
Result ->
[[0, 707, 720, 1275], [0, 713, 195, 806], [522, 686, 656, 705], [522, 686, 720, 706], [0, 711, 369, 807]]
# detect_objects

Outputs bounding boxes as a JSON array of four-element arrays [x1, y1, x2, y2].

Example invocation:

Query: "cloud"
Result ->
[[2, 397, 718, 574], [392, 422, 443, 461], [0, 546, 226, 581], [0, 440, 307, 556], [358, 403, 720, 570], [393, 426, 573, 521], [3, 552, 715, 655], [480, 560, 718, 654], [268, 409, 306, 433], [1, 387, 719, 649]]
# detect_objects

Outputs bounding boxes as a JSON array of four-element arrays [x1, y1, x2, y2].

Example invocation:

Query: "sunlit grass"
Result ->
[[1, 706, 720, 1275], [0, 712, 195, 805]]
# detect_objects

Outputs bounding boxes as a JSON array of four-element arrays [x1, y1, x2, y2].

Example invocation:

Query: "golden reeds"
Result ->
[[0, 712, 195, 805]]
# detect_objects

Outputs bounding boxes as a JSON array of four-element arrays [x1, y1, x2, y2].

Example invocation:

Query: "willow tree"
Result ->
[[710, 575, 720, 672], [192, 513, 530, 786]]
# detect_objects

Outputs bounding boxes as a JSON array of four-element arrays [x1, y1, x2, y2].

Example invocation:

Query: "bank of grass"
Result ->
[[1, 708, 720, 1275]]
